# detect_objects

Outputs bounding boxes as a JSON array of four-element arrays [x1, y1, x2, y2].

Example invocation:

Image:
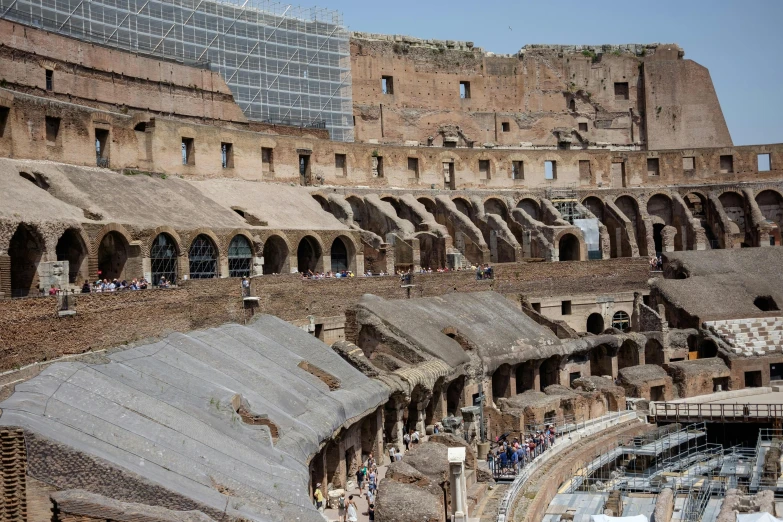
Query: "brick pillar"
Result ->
[[0, 254, 10, 298]]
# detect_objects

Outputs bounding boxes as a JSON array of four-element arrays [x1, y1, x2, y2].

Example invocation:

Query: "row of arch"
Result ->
[[4, 222, 360, 296]]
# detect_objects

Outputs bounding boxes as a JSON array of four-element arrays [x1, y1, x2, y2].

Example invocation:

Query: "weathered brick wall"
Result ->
[[0, 258, 649, 372]]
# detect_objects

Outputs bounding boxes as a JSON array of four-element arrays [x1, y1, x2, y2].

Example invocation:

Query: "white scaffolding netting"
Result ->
[[0, 0, 354, 141]]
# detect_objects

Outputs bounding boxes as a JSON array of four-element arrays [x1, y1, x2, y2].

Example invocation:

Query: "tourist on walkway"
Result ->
[[347, 495, 358, 522], [337, 492, 346, 522], [313, 483, 324, 513], [356, 466, 366, 494]]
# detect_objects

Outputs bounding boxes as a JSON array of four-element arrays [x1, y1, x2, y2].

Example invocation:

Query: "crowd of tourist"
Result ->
[[649, 255, 663, 271], [299, 264, 494, 281], [314, 451, 380, 522], [79, 276, 172, 293], [487, 424, 558, 476]]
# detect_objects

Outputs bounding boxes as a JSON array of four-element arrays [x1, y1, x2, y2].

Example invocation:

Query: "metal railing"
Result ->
[[652, 402, 783, 422]]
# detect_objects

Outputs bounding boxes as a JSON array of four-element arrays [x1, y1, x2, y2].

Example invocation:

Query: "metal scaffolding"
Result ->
[[0, 0, 354, 141]]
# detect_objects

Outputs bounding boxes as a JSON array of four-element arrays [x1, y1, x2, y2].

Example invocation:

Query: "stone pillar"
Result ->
[[384, 400, 405, 453], [460, 406, 480, 447], [533, 360, 543, 391], [219, 257, 229, 278], [448, 447, 468, 522], [509, 368, 517, 397], [415, 400, 428, 434]]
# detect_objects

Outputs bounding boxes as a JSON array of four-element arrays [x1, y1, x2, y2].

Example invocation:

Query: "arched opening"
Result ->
[[540, 356, 560, 389], [515, 361, 536, 393], [492, 364, 512, 400], [312, 194, 330, 213], [483, 198, 507, 219], [346, 196, 367, 228], [330, 237, 348, 273], [9, 224, 44, 297], [589, 345, 615, 378], [97, 231, 129, 282], [446, 376, 465, 417], [586, 313, 605, 335], [516, 198, 541, 220], [569, 99, 576, 111], [582, 196, 604, 221], [719, 191, 746, 235], [615, 195, 648, 256], [56, 229, 87, 285], [150, 233, 178, 285], [453, 197, 473, 219], [698, 339, 718, 359], [262, 235, 289, 275], [417, 197, 437, 216], [188, 234, 218, 279], [684, 192, 707, 218], [558, 233, 580, 261], [647, 194, 673, 224], [381, 196, 402, 217], [612, 311, 631, 332], [756, 190, 783, 245], [618, 340, 639, 369], [754, 295, 780, 312], [645, 339, 664, 366], [652, 223, 665, 256], [227, 235, 253, 278], [297, 236, 322, 273]]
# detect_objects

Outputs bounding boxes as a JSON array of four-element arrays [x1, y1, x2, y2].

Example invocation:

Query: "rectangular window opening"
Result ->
[[182, 137, 195, 166], [719, 154, 734, 174], [512, 160, 524, 180], [545, 160, 557, 180], [479, 159, 490, 179], [45, 116, 60, 143], [561, 300, 572, 315], [459, 81, 471, 99], [569, 372, 581, 387], [614, 82, 629, 100], [45, 69, 53, 91], [579, 160, 591, 183], [501, 122, 510, 133], [221, 142, 234, 169], [443, 162, 455, 189], [578, 122, 588, 132], [381, 76, 394, 95], [758, 153, 771, 172], [372, 155, 383, 178], [647, 158, 660, 176], [0, 106, 9, 137], [407, 157, 419, 179], [744, 370, 763, 388], [262, 147, 274, 173], [682, 156, 695, 171], [335, 153, 347, 176], [95, 128, 109, 166]]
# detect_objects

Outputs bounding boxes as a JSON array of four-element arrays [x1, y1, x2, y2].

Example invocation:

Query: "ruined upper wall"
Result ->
[[350, 34, 731, 151]]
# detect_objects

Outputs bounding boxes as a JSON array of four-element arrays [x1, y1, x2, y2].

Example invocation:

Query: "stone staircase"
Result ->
[[704, 317, 783, 356]]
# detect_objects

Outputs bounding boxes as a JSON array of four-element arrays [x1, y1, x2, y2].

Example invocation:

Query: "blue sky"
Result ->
[[327, 0, 782, 146]]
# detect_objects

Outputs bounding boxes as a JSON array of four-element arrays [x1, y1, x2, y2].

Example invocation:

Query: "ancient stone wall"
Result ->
[[0, 258, 650, 372]]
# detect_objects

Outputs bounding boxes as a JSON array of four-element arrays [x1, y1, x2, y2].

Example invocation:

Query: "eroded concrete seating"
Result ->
[[705, 317, 783, 356]]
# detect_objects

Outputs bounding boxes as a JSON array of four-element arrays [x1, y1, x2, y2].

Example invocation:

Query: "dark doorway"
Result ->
[[558, 234, 580, 261], [744, 371, 763, 388], [653, 223, 664, 256], [56, 229, 87, 284], [330, 237, 348, 273], [97, 231, 129, 282], [297, 236, 321, 273], [770, 364, 783, 382], [262, 235, 289, 275], [492, 364, 512, 400], [299, 154, 311, 185], [540, 356, 560, 388], [586, 313, 604, 334], [618, 341, 640, 369], [9, 224, 44, 297], [446, 376, 465, 416]]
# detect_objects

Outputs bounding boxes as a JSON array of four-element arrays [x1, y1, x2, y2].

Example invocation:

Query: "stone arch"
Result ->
[[647, 193, 673, 224], [615, 194, 648, 256], [188, 233, 219, 279], [345, 195, 367, 228], [330, 237, 348, 273], [540, 355, 561, 388], [297, 235, 323, 273], [516, 198, 541, 220], [682, 191, 708, 218], [227, 234, 253, 278], [483, 197, 508, 219], [558, 233, 581, 261], [8, 223, 45, 297], [56, 228, 89, 285], [645, 338, 665, 366], [586, 313, 605, 335], [312, 194, 330, 212], [380, 195, 403, 216], [582, 196, 604, 221], [589, 344, 615, 378], [97, 231, 129, 282], [452, 197, 474, 220], [262, 234, 291, 275], [149, 232, 179, 285], [719, 191, 747, 235], [612, 311, 631, 332], [492, 364, 513, 400], [140, 226, 183, 259], [92, 224, 134, 257], [755, 190, 783, 245], [618, 339, 640, 369], [417, 197, 437, 216]]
